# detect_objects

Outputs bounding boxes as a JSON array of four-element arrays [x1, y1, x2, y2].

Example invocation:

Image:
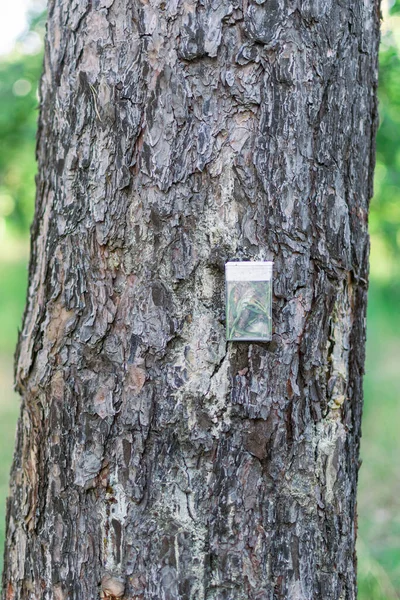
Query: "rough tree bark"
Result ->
[[2, 0, 379, 598]]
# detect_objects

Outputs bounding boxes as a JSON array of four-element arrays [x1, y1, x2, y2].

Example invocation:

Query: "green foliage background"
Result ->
[[0, 5, 399, 598], [0, 13, 45, 235]]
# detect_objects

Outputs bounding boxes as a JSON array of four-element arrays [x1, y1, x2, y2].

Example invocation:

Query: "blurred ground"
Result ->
[[0, 250, 28, 564], [358, 277, 400, 599]]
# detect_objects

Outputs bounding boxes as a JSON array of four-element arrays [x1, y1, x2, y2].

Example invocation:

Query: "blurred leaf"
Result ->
[[390, 0, 400, 15]]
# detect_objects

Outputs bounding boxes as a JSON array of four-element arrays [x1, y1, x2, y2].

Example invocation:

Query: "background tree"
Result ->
[[2, 1, 380, 599]]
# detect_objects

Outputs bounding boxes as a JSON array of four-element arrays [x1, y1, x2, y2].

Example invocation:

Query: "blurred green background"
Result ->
[[0, 2, 399, 598]]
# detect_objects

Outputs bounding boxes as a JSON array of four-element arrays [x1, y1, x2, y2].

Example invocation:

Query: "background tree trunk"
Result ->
[[2, 0, 380, 598]]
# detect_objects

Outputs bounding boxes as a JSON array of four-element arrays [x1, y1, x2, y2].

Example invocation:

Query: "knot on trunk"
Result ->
[[101, 574, 125, 599]]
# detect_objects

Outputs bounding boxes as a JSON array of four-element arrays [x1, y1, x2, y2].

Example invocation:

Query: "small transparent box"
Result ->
[[225, 261, 273, 342]]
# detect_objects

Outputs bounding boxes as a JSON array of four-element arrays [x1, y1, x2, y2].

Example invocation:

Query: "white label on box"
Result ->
[[225, 261, 273, 282]]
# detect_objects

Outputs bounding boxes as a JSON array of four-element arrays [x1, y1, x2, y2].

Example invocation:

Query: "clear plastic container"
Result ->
[[225, 261, 273, 342]]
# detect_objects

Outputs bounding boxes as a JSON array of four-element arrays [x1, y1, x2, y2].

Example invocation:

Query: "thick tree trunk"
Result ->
[[2, 0, 379, 598]]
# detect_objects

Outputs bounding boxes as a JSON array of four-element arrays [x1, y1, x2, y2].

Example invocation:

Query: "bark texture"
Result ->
[[3, 0, 379, 598]]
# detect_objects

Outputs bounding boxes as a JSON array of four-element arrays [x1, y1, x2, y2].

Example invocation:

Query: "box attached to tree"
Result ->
[[225, 261, 273, 342]]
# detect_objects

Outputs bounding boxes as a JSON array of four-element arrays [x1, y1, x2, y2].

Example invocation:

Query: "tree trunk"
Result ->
[[2, 0, 379, 598]]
